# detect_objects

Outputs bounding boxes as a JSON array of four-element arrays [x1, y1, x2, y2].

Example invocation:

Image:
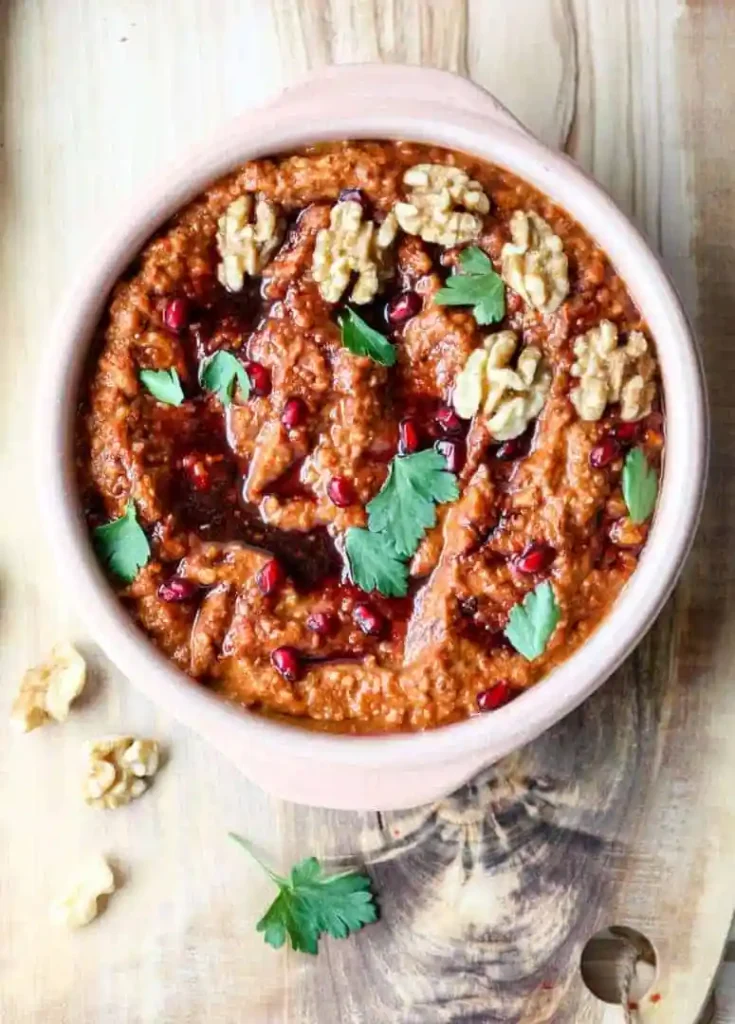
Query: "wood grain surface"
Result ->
[[1, 1, 734, 1022]]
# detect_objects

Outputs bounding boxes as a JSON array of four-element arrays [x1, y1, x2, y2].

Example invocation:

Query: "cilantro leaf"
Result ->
[[229, 834, 378, 956], [434, 245, 506, 325], [92, 500, 151, 583], [367, 449, 459, 558], [622, 447, 658, 524], [139, 367, 184, 406], [198, 351, 251, 405], [504, 580, 561, 660], [344, 528, 409, 597], [339, 308, 397, 367]]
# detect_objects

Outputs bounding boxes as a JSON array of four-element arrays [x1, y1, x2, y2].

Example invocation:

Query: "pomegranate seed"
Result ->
[[435, 405, 463, 436], [589, 435, 622, 469], [476, 680, 513, 712], [398, 418, 421, 455], [163, 297, 190, 332], [181, 453, 211, 492], [281, 396, 308, 429], [257, 558, 285, 596], [338, 187, 369, 212], [506, 292, 524, 316], [327, 475, 356, 507], [353, 603, 385, 637], [494, 436, 528, 461], [271, 646, 302, 682], [436, 439, 466, 474], [245, 361, 271, 397], [386, 290, 422, 326], [612, 420, 640, 444], [157, 577, 197, 602], [307, 611, 337, 637], [514, 542, 556, 574]]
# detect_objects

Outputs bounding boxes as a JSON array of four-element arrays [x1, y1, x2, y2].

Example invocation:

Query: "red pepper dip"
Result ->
[[76, 141, 664, 733]]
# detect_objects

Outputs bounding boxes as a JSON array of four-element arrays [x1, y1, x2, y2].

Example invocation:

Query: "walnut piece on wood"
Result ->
[[452, 331, 551, 440], [393, 163, 489, 246], [50, 856, 116, 929], [83, 735, 161, 809], [217, 194, 285, 291], [570, 319, 656, 422], [501, 210, 569, 313], [10, 642, 86, 733], [312, 200, 397, 304]]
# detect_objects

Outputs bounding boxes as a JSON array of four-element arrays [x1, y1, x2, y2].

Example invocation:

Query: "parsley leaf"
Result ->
[[367, 449, 459, 558], [504, 580, 561, 660], [229, 833, 378, 956], [344, 528, 409, 597], [339, 308, 397, 367], [622, 447, 658, 524], [92, 500, 151, 583], [434, 245, 506, 325], [198, 351, 251, 405], [139, 367, 184, 406], [344, 448, 459, 597], [457, 246, 495, 275]]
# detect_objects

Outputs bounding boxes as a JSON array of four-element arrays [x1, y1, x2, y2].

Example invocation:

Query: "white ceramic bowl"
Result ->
[[39, 65, 708, 810]]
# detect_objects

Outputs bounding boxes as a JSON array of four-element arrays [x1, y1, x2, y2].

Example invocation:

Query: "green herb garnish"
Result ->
[[198, 351, 250, 405], [344, 448, 458, 597], [434, 246, 506, 325], [139, 367, 184, 406], [366, 448, 459, 558], [344, 528, 409, 598], [229, 833, 378, 955], [504, 580, 561, 660], [92, 500, 151, 583], [339, 308, 397, 367], [622, 447, 658, 524]]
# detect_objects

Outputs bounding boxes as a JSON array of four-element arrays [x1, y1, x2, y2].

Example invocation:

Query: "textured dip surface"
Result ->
[[77, 141, 664, 732]]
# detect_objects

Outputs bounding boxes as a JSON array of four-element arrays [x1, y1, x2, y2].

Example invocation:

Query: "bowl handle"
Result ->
[[267, 62, 532, 137]]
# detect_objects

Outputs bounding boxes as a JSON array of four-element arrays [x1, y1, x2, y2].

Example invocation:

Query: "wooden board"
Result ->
[[1, 1, 734, 1021]]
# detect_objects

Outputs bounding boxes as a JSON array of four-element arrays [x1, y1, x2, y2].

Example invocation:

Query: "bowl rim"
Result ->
[[38, 77, 709, 770]]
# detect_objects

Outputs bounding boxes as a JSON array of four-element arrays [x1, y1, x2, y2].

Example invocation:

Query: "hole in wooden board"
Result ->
[[580, 926, 657, 1006]]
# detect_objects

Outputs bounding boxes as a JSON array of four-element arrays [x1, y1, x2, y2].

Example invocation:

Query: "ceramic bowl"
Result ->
[[39, 64, 708, 810]]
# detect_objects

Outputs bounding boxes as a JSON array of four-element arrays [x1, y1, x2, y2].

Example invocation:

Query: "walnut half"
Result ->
[[452, 330, 552, 440], [393, 163, 490, 247], [312, 200, 397, 304], [501, 210, 569, 313], [217, 194, 285, 291], [51, 856, 116, 929], [11, 642, 86, 733], [83, 736, 161, 809], [570, 319, 656, 422]]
